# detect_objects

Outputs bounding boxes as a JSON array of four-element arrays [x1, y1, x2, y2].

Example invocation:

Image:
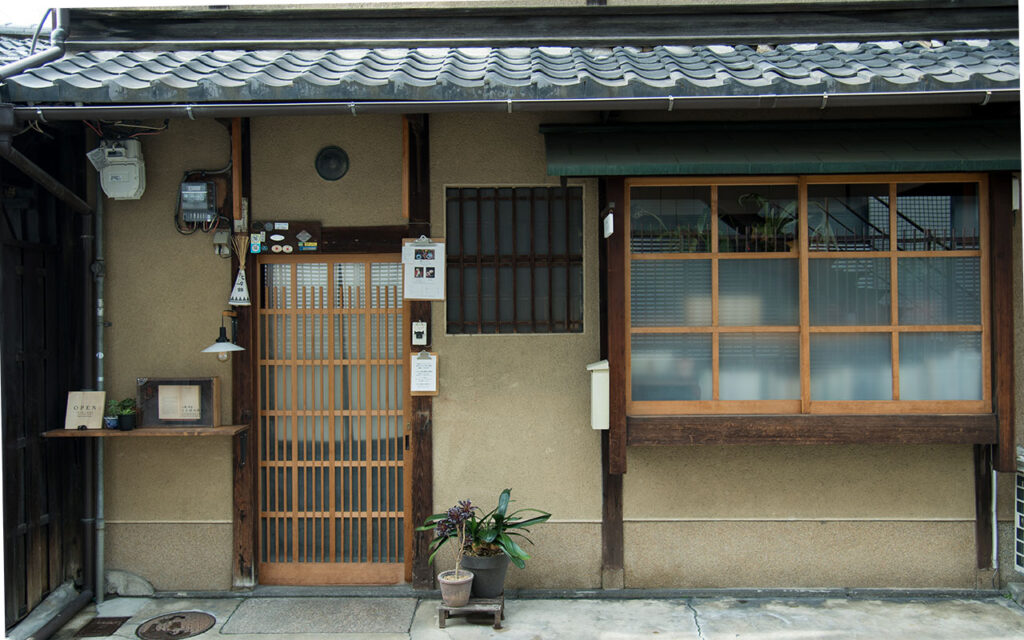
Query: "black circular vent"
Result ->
[[315, 145, 349, 180]]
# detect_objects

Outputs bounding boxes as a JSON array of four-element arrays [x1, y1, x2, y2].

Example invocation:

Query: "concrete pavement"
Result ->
[[48, 592, 1024, 640]]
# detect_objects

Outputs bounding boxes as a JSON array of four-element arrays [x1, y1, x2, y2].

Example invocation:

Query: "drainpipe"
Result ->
[[93, 173, 106, 604], [80, 204, 96, 605], [0, 9, 68, 81]]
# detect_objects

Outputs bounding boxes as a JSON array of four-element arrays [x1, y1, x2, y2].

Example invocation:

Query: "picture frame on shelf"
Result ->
[[136, 377, 220, 427]]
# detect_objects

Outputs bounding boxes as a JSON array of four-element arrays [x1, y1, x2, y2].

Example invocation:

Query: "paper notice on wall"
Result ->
[[410, 351, 438, 395], [158, 385, 202, 420], [402, 239, 445, 300]]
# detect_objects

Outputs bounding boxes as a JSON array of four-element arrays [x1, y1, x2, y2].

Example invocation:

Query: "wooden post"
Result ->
[[405, 114, 434, 587], [989, 173, 1015, 473], [973, 443, 994, 570], [600, 177, 625, 588], [606, 177, 627, 475], [231, 117, 257, 588]]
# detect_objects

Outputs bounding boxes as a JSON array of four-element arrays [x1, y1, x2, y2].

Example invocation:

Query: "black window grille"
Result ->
[[446, 186, 584, 334]]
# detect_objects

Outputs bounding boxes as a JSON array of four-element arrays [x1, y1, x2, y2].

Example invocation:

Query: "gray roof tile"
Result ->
[[0, 35, 32, 64], [2, 40, 1017, 104]]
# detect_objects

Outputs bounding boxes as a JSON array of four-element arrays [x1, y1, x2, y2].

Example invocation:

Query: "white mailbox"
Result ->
[[587, 360, 609, 430]]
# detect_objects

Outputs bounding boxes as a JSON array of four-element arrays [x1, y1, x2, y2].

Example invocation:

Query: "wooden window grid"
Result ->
[[625, 174, 991, 416], [445, 186, 584, 334]]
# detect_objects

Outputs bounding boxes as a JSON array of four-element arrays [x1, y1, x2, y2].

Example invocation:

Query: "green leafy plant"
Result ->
[[107, 397, 137, 416], [418, 488, 551, 569]]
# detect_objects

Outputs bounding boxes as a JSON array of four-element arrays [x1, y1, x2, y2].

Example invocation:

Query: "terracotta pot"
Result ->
[[438, 569, 474, 607], [462, 553, 509, 598]]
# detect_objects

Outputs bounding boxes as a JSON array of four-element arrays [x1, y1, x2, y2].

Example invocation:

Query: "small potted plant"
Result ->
[[419, 500, 475, 606], [110, 397, 137, 431], [103, 400, 120, 429], [420, 489, 550, 599]]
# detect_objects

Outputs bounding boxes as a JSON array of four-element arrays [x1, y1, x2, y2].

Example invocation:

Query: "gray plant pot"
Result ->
[[461, 553, 509, 598]]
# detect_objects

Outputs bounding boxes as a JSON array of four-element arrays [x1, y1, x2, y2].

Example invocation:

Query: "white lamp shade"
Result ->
[[202, 326, 245, 353]]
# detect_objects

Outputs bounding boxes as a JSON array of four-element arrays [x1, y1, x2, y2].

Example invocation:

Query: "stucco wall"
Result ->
[[103, 117, 235, 590], [250, 115, 403, 225], [428, 113, 604, 584], [100, 110, 1007, 591]]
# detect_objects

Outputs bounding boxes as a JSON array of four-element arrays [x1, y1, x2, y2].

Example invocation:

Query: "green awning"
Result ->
[[542, 120, 1021, 176]]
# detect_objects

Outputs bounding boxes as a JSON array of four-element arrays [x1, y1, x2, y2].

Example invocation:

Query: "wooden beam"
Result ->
[[231, 118, 242, 222], [989, 173, 1015, 472], [974, 444, 994, 569], [320, 225, 412, 254], [231, 117, 257, 588], [600, 431, 624, 588], [606, 177, 627, 475], [627, 414, 999, 446], [404, 114, 434, 588], [598, 178, 623, 588]]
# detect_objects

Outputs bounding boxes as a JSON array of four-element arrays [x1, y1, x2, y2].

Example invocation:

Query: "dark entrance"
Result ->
[[1, 127, 89, 628]]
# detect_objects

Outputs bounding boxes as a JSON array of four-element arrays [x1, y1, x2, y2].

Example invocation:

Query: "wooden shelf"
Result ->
[[43, 425, 248, 438]]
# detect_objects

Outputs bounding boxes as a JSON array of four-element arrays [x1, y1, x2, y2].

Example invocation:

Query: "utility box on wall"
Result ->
[[587, 360, 609, 430]]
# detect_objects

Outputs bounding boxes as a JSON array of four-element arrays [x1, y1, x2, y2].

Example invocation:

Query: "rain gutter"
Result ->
[[9, 88, 1019, 122], [0, 9, 68, 81]]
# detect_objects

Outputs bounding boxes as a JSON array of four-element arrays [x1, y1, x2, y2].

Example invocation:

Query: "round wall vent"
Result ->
[[315, 146, 349, 180]]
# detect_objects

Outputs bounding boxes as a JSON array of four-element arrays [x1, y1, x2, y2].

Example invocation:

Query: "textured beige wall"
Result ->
[[250, 115, 403, 225], [626, 521, 976, 588], [625, 446, 974, 520], [428, 112, 603, 522], [433, 524, 601, 589], [625, 446, 979, 587], [102, 117, 236, 590]]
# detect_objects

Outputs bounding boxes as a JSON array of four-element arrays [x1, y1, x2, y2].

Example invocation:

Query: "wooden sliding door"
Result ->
[[257, 254, 409, 584]]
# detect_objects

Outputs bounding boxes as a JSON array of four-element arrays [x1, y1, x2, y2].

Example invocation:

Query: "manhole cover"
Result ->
[[136, 611, 216, 640]]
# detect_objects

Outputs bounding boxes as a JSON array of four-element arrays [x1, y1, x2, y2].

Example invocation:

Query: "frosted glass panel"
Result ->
[[807, 184, 889, 251], [719, 259, 798, 326], [899, 333, 982, 400], [631, 260, 711, 326], [630, 186, 712, 253], [897, 257, 981, 325], [809, 259, 891, 325], [631, 334, 712, 401], [810, 334, 892, 400], [718, 185, 798, 253], [720, 333, 800, 400], [896, 182, 979, 250]]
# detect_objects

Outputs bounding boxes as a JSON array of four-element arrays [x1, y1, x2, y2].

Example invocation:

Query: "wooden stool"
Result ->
[[437, 596, 505, 629]]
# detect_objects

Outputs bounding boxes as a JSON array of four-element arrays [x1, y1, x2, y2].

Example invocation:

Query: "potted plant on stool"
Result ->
[[421, 489, 550, 599], [462, 489, 550, 598], [420, 500, 475, 606]]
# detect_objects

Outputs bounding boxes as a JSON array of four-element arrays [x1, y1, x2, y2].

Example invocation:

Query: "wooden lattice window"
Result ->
[[446, 186, 584, 334], [626, 175, 989, 415]]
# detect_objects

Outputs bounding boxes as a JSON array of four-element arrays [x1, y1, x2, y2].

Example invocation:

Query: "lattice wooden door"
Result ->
[[257, 255, 409, 584]]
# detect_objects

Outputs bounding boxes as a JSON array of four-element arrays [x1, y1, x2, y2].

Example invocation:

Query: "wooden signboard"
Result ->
[[64, 391, 106, 430]]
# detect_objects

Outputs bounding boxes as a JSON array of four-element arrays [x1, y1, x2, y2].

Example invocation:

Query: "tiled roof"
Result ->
[[2, 40, 1018, 104], [0, 35, 32, 65]]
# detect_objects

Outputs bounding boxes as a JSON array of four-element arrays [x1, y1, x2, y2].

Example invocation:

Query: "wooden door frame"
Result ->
[[231, 114, 434, 589]]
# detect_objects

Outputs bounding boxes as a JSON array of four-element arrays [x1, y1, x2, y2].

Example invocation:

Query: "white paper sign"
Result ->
[[402, 240, 445, 300], [65, 391, 106, 430], [410, 352, 438, 395]]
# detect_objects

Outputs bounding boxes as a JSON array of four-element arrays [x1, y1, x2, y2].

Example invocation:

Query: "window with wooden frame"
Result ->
[[446, 186, 584, 334], [627, 175, 989, 415]]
